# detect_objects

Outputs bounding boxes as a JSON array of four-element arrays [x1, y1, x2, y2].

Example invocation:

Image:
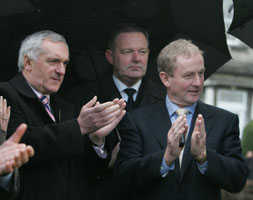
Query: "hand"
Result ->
[[89, 99, 126, 145], [0, 96, 11, 132], [0, 124, 34, 175], [77, 96, 125, 135], [164, 116, 188, 166], [191, 114, 207, 164]]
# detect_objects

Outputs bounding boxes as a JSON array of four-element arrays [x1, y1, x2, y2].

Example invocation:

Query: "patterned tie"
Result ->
[[176, 108, 189, 168], [39, 96, 55, 122], [124, 88, 136, 111]]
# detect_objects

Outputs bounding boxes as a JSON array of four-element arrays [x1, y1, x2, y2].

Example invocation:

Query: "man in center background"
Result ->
[[67, 23, 166, 200]]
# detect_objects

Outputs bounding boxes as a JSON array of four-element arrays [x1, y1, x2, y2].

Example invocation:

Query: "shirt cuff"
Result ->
[[92, 142, 108, 158], [160, 159, 175, 177], [197, 160, 208, 174], [0, 172, 13, 192]]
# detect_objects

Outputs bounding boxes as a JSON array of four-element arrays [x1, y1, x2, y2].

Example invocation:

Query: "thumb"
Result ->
[[8, 123, 27, 143], [84, 96, 97, 108]]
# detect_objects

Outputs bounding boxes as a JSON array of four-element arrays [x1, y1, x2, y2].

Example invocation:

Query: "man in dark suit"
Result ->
[[0, 30, 125, 200], [115, 39, 249, 200], [0, 96, 34, 200], [68, 24, 166, 200], [68, 23, 166, 113]]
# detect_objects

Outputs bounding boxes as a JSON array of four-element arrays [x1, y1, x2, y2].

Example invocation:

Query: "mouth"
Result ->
[[188, 90, 200, 95], [127, 65, 142, 70], [51, 77, 62, 82]]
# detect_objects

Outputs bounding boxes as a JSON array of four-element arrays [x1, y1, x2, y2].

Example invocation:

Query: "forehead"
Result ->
[[115, 32, 148, 48], [174, 53, 204, 73], [40, 39, 69, 58]]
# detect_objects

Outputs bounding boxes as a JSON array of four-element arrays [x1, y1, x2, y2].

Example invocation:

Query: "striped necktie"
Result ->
[[176, 108, 189, 168], [39, 96, 55, 122]]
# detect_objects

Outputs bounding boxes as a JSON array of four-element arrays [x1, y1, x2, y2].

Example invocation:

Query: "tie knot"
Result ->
[[176, 108, 189, 117], [39, 96, 49, 105], [124, 88, 136, 97]]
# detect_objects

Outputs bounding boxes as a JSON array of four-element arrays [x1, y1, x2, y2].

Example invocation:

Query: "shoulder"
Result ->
[[198, 101, 238, 120], [129, 100, 165, 119], [138, 78, 167, 103]]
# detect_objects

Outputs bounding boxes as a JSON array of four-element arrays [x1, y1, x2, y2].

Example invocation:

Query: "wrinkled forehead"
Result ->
[[40, 39, 69, 57]]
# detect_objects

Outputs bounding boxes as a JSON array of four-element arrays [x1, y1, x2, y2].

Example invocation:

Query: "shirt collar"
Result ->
[[112, 74, 142, 92], [165, 95, 197, 117], [27, 82, 50, 101]]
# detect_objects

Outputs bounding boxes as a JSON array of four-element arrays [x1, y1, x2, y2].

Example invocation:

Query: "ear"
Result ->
[[105, 50, 113, 65], [23, 55, 32, 71], [159, 71, 170, 88]]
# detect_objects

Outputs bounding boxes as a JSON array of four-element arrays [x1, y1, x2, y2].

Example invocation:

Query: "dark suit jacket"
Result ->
[[67, 71, 166, 200], [68, 70, 166, 115], [115, 100, 249, 200], [0, 73, 110, 200], [0, 129, 19, 200]]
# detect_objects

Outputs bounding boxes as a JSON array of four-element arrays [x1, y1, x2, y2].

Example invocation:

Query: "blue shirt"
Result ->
[[160, 96, 207, 176]]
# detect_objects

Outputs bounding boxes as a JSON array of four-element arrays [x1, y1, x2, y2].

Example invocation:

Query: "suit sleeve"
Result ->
[[114, 113, 164, 190], [204, 114, 248, 192], [0, 170, 19, 200], [1, 85, 108, 166]]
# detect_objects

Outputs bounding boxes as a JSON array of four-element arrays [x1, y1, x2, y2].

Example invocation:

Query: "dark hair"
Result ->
[[107, 23, 149, 51]]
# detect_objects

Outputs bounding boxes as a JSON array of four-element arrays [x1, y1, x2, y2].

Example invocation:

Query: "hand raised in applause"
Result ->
[[164, 115, 188, 166], [191, 114, 207, 164], [77, 96, 126, 142], [0, 96, 11, 132], [0, 124, 35, 175], [89, 98, 126, 145]]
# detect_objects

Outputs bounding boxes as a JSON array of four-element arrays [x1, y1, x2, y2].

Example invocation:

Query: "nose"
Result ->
[[192, 74, 202, 86], [56, 63, 66, 76], [132, 51, 141, 62]]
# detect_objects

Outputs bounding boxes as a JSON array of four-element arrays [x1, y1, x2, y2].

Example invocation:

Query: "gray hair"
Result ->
[[157, 39, 203, 75], [18, 30, 68, 71]]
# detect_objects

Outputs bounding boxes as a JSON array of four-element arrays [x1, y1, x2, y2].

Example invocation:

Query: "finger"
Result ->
[[93, 101, 115, 112], [4, 162, 15, 174], [8, 124, 27, 143], [19, 149, 30, 165], [3, 99, 7, 115], [26, 146, 35, 157], [112, 98, 119, 104], [193, 117, 201, 133], [94, 104, 120, 119], [13, 154, 22, 168], [83, 96, 97, 108], [6, 106, 11, 121], [199, 115, 206, 135], [0, 96, 3, 114]]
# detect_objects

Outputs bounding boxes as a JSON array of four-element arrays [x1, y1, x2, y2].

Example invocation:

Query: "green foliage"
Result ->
[[242, 120, 253, 156]]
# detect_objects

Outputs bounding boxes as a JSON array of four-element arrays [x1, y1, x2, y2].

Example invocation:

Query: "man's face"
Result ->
[[23, 39, 69, 94], [167, 53, 205, 107], [106, 32, 149, 86]]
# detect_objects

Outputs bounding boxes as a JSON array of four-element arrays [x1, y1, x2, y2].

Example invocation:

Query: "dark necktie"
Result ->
[[39, 96, 55, 122], [124, 88, 136, 111]]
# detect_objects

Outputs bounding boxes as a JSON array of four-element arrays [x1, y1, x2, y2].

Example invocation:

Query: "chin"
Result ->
[[46, 87, 60, 94]]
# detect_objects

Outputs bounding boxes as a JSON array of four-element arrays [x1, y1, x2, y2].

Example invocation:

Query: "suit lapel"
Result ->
[[180, 101, 214, 181], [50, 94, 75, 124], [147, 101, 171, 149], [99, 73, 122, 102]]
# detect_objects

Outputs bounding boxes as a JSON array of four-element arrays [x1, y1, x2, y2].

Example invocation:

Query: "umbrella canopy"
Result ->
[[228, 0, 253, 48], [0, 0, 231, 93]]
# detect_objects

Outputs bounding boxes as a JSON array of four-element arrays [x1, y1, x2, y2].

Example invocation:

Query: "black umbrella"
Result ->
[[228, 0, 253, 48], [0, 0, 231, 94]]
